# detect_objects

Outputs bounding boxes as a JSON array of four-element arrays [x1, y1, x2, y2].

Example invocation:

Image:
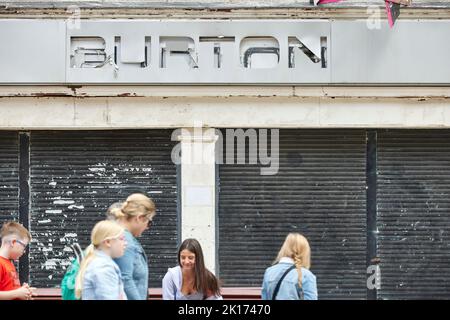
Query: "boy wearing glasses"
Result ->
[[0, 221, 36, 300]]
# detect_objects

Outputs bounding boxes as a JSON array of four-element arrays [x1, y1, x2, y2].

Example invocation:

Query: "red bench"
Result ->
[[34, 287, 262, 300]]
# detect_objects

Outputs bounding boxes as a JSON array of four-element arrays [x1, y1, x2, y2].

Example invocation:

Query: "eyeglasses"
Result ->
[[14, 239, 28, 249], [104, 234, 126, 242], [115, 235, 126, 242], [141, 215, 153, 226]]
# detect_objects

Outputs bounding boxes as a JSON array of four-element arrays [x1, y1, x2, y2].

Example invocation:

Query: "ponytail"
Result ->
[[119, 194, 156, 220], [111, 207, 126, 219], [121, 200, 128, 211], [294, 255, 303, 289], [75, 244, 96, 299]]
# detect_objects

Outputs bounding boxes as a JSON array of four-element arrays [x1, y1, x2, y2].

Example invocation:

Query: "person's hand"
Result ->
[[14, 285, 33, 300], [23, 283, 37, 300], [28, 286, 37, 299]]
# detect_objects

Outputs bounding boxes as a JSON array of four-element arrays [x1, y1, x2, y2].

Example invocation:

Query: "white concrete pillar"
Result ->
[[178, 126, 218, 274]]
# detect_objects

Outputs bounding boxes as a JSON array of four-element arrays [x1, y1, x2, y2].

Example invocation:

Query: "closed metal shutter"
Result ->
[[377, 130, 450, 299], [218, 129, 368, 299], [29, 130, 179, 288], [0, 132, 19, 224]]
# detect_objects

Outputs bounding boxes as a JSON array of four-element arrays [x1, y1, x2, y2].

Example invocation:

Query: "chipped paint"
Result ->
[[63, 233, 78, 238], [53, 200, 75, 205], [45, 209, 62, 214], [68, 205, 84, 210], [7, 130, 179, 289], [42, 259, 58, 270]]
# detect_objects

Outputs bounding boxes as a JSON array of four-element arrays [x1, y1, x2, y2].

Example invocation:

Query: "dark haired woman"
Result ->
[[162, 238, 222, 300]]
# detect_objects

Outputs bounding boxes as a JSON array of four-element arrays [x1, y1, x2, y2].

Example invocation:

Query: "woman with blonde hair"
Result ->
[[75, 220, 127, 300], [261, 233, 317, 300], [112, 193, 156, 300]]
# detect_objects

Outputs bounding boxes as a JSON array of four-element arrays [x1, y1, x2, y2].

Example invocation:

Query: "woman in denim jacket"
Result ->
[[112, 193, 156, 300], [261, 233, 318, 300], [75, 220, 127, 300]]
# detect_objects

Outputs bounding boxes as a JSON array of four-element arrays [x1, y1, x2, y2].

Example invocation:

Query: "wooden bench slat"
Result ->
[[33, 288, 262, 300]]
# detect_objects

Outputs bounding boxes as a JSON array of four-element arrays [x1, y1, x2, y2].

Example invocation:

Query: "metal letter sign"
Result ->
[[66, 20, 330, 84]]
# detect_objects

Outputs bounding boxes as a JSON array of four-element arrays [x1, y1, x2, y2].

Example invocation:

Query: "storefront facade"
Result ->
[[1, 0, 450, 299]]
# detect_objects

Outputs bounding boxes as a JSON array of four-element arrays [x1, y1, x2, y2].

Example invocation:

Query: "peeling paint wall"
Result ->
[[27, 130, 179, 287]]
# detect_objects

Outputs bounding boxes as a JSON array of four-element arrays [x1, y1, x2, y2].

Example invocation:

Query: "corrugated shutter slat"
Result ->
[[218, 129, 368, 299], [0, 132, 19, 224], [378, 130, 450, 299]]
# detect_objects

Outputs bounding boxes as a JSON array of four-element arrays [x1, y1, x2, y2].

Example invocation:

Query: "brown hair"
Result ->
[[112, 193, 156, 220], [0, 221, 31, 242], [178, 238, 221, 298]]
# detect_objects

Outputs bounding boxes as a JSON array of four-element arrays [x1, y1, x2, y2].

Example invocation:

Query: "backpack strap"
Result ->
[[272, 265, 296, 300], [71, 243, 83, 263]]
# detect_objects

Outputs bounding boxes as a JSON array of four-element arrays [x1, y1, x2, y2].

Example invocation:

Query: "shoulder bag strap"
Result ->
[[272, 265, 296, 300]]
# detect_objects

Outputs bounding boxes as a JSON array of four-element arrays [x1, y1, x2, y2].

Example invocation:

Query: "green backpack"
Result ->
[[61, 243, 84, 300]]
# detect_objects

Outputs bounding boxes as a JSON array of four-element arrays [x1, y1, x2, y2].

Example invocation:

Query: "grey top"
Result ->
[[162, 266, 223, 300]]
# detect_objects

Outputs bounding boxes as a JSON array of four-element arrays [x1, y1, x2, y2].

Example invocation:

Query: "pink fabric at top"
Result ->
[[317, 0, 343, 4]]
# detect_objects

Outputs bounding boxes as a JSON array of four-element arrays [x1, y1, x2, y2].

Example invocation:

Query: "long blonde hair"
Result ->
[[111, 193, 156, 221], [274, 233, 311, 290], [75, 220, 124, 299]]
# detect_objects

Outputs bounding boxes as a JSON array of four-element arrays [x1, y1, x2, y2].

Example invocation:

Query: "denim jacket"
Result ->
[[114, 230, 149, 300], [261, 257, 318, 300], [82, 250, 127, 300]]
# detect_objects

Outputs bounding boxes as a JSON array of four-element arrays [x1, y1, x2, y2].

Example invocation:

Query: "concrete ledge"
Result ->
[[2, 86, 450, 98], [1, 95, 450, 129]]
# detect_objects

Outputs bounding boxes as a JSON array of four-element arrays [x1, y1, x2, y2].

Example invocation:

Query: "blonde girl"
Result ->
[[75, 220, 127, 300]]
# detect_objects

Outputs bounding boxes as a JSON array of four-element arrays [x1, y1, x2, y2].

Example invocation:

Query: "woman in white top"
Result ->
[[162, 238, 222, 300]]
